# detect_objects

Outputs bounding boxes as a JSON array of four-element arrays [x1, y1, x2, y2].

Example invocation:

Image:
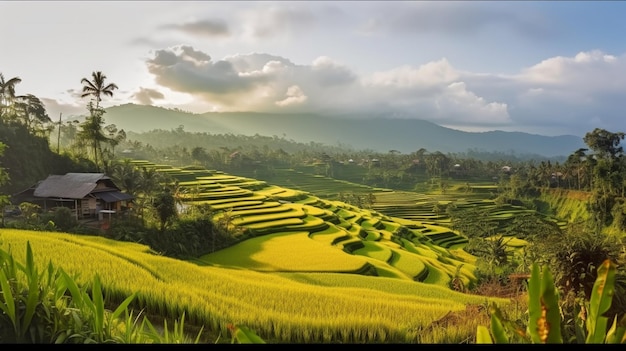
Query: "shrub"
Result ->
[[477, 259, 626, 344], [51, 206, 78, 232]]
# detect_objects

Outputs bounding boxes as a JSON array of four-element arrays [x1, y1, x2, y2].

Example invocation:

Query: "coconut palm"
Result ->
[[566, 148, 589, 191], [0, 73, 22, 119], [79, 71, 118, 171], [77, 106, 109, 171], [80, 71, 118, 110]]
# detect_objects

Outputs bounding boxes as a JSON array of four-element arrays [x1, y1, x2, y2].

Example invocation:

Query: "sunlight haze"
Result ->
[[2, 1, 625, 137]]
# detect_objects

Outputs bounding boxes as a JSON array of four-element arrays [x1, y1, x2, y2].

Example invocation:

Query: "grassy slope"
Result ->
[[538, 188, 591, 223]]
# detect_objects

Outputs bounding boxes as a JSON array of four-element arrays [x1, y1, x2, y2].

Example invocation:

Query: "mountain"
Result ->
[[100, 103, 586, 158]]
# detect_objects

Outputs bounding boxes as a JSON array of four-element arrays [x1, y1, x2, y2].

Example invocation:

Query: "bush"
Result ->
[[477, 260, 626, 344], [533, 222, 625, 302], [51, 206, 77, 232]]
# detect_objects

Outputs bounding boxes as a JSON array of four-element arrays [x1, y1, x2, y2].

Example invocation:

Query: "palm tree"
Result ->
[[111, 159, 142, 196], [80, 71, 118, 110], [0, 73, 22, 119], [566, 148, 588, 191], [79, 71, 118, 171]]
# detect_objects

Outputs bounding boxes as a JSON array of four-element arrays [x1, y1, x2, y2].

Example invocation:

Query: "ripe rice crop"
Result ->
[[201, 231, 368, 272], [1, 229, 509, 343]]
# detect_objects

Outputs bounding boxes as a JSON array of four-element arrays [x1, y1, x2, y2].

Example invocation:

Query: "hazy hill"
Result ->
[[99, 103, 586, 158]]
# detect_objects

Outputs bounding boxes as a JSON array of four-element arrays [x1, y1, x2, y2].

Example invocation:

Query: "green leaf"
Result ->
[[540, 264, 562, 343], [527, 263, 542, 343], [92, 274, 105, 340], [604, 315, 626, 344], [586, 260, 615, 344], [476, 325, 494, 344], [231, 325, 266, 344], [110, 292, 137, 320], [61, 269, 84, 307], [139, 316, 162, 343], [488, 304, 510, 343], [527, 263, 562, 343], [0, 268, 17, 332], [22, 242, 40, 340]]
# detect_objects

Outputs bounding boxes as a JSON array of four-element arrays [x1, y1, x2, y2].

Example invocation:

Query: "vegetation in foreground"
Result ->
[[478, 259, 626, 344], [0, 241, 265, 344]]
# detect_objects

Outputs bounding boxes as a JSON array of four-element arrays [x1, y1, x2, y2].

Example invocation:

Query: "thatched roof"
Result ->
[[33, 173, 117, 199]]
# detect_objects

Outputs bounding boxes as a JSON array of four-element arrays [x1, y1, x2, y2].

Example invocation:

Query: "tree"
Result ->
[[565, 148, 589, 191], [191, 146, 209, 166], [583, 128, 625, 161], [130, 166, 165, 224], [104, 124, 126, 155], [100, 124, 126, 174], [80, 71, 118, 110], [79, 71, 118, 171], [0, 73, 22, 119], [14, 94, 51, 134], [583, 128, 626, 230], [153, 187, 177, 232], [111, 159, 142, 197], [77, 106, 110, 172]]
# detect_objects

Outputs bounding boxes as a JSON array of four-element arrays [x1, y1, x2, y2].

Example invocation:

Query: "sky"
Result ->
[[2, 1, 626, 138]]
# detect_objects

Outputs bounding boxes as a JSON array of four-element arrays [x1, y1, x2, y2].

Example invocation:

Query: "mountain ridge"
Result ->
[[97, 103, 586, 158]]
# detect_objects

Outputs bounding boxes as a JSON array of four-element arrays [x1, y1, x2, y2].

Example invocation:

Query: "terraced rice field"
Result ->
[[232, 167, 558, 239], [129, 161, 563, 288], [130, 160, 476, 287]]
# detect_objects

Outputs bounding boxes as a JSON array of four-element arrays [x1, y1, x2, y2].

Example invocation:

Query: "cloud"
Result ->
[[435, 82, 510, 125], [143, 46, 511, 124], [364, 58, 459, 90], [131, 87, 165, 105], [358, 2, 554, 40], [357, 58, 511, 126], [146, 45, 264, 97], [520, 50, 621, 89], [40, 98, 86, 120], [452, 50, 626, 135], [311, 57, 357, 86], [239, 4, 317, 39], [161, 19, 230, 38], [142, 46, 626, 136], [275, 85, 307, 107], [504, 51, 626, 134]]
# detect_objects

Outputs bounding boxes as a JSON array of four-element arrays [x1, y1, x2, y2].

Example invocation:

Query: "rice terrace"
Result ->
[[2, 161, 505, 342], [3, 145, 626, 343]]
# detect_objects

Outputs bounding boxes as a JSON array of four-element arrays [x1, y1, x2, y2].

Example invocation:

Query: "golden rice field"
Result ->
[[0, 229, 510, 343]]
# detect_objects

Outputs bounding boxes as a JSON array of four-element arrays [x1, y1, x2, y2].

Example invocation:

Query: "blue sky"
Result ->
[[2, 1, 626, 137]]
